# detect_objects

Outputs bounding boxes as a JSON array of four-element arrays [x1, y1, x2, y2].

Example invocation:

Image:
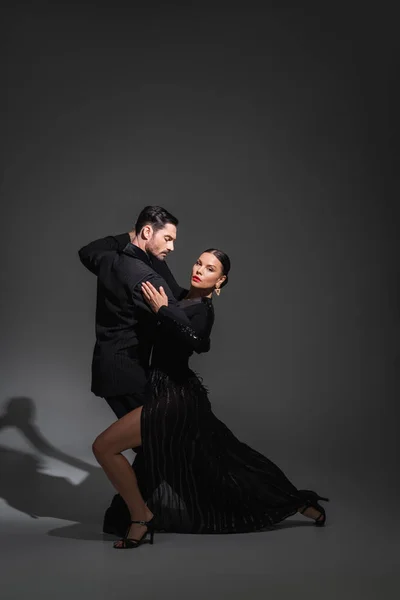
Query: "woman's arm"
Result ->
[[141, 282, 213, 353], [157, 303, 213, 354]]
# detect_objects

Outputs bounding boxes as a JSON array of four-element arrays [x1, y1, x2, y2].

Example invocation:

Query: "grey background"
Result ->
[[1, 2, 399, 599]]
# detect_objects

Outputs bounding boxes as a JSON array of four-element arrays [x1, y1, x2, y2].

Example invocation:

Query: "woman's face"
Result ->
[[191, 252, 226, 291]]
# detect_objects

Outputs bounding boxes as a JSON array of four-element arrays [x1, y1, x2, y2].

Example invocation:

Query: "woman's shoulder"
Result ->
[[177, 296, 212, 306], [178, 296, 214, 318], [199, 297, 215, 323], [201, 297, 214, 313], [200, 296, 213, 306]]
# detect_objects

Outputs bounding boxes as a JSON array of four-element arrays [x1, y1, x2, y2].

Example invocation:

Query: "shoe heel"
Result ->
[[314, 502, 326, 527], [149, 530, 155, 545], [300, 490, 330, 503]]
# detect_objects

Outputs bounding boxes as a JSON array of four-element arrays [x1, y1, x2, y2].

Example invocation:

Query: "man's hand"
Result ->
[[141, 281, 169, 313]]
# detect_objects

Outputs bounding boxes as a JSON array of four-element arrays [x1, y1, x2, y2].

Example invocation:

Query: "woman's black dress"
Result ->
[[129, 296, 311, 534]]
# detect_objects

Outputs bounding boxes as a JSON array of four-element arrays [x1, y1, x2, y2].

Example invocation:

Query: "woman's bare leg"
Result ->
[[92, 406, 153, 546]]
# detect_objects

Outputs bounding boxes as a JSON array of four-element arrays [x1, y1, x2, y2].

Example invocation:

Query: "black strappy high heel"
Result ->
[[299, 490, 330, 527], [113, 517, 156, 549]]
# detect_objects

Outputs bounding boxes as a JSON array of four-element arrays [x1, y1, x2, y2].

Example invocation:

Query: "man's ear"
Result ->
[[141, 225, 152, 240]]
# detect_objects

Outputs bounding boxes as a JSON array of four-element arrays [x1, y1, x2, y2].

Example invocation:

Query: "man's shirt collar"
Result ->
[[121, 243, 151, 265]]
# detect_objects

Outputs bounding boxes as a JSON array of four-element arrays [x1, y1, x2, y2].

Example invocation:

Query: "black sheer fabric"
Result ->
[[133, 297, 309, 534]]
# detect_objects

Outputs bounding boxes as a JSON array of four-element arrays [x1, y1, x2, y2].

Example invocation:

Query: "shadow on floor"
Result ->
[[0, 396, 116, 531]]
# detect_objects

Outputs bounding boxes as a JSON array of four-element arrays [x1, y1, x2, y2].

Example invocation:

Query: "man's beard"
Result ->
[[149, 249, 168, 260]]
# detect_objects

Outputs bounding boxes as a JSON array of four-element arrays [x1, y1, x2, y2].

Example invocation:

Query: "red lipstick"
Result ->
[[192, 276, 201, 282]]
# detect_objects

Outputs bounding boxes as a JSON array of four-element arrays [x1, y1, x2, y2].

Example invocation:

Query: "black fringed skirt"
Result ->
[[131, 367, 307, 534]]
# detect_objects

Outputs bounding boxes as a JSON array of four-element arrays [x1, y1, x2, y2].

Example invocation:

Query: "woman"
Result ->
[[92, 249, 329, 549]]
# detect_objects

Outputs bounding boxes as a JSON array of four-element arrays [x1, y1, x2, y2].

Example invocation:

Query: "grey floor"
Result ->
[[1, 457, 399, 600]]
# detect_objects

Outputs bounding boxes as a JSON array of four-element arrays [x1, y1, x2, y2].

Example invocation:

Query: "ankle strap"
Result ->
[[130, 519, 150, 526]]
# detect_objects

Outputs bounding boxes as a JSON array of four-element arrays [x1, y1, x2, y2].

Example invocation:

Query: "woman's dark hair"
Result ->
[[203, 248, 231, 288], [135, 205, 179, 234]]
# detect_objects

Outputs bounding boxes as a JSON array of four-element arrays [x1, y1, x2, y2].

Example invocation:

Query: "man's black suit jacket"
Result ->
[[79, 233, 188, 398]]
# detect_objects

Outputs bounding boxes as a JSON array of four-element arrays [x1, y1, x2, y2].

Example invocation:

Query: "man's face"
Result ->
[[146, 223, 177, 260]]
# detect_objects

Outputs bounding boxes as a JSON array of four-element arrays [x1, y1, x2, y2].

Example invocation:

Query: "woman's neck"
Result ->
[[185, 286, 213, 300]]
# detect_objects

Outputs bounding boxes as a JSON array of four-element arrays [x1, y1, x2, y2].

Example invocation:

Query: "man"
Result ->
[[78, 205, 190, 534], [78, 205, 188, 415]]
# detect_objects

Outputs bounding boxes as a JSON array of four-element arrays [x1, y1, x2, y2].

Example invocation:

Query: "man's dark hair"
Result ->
[[135, 206, 179, 234]]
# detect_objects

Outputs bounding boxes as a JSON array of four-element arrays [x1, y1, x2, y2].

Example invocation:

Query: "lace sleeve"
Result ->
[[156, 302, 214, 353]]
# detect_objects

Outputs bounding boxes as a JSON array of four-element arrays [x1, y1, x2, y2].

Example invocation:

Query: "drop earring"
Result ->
[[215, 287, 221, 296]]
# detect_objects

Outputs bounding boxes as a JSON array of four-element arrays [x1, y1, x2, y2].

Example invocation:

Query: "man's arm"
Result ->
[[135, 273, 185, 316], [151, 257, 188, 300], [78, 232, 132, 275], [112, 257, 190, 323]]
